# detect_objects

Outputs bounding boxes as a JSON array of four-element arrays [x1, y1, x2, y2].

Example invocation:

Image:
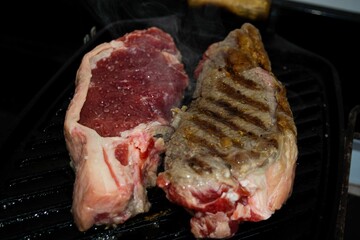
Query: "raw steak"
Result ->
[[157, 23, 298, 238], [64, 27, 189, 231]]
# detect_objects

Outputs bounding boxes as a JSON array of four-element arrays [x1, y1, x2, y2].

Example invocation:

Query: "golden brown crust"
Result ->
[[158, 23, 298, 239], [227, 23, 271, 72], [276, 87, 297, 136], [188, 0, 271, 20]]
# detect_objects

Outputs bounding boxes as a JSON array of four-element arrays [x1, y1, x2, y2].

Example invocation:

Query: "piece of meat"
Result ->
[[188, 0, 271, 20], [156, 23, 298, 239], [64, 27, 189, 231]]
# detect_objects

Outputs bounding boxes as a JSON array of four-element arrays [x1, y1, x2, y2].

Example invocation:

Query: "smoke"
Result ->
[[83, 0, 185, 26], [82, 0, 247, 104]]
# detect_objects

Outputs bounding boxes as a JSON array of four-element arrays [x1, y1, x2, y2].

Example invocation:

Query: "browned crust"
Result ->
[[275, 84, 297, 136], [227, 23, 271, 72], [164, 22, 297, 178], [188, 0, 271, 20]]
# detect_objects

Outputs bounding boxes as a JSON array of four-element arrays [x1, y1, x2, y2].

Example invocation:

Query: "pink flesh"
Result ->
[[65, 27, 190, 231], [79, 30, 188, 137]]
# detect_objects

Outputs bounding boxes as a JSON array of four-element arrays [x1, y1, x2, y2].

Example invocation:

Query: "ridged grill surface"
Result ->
[[0, 26, 341, 240]]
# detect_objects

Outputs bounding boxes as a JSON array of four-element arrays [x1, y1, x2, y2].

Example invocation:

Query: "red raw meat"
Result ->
[[64, 27, 189, 231]]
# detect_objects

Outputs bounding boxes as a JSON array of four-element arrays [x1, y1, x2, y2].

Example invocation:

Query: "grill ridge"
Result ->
[[0, 24, 341, 240]]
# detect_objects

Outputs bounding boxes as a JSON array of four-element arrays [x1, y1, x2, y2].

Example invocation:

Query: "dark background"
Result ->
[[1, 1, 359, 239], [1, 1, 360, 145]]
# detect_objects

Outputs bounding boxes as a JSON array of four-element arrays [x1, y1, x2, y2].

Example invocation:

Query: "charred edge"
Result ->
[[276, 86, 294, 118], [274, 86, 297, 135], [226, 47, 257, 73], [276, 113, 297, 136], [191, 115, 244, 148], [210, 96, 268, 131], [235, 26, 271, 72], [216, 80, 269, 112], [198, 100, 259, 139], [184, 129, 227, 157], [187, 156, 213, 175], [277, 101, 293, 118], [224, 66, 261, 91], [191, 115, 227, 138]]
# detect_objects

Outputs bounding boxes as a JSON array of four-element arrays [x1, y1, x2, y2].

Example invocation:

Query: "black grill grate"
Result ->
[[0, 20, 343, 240]]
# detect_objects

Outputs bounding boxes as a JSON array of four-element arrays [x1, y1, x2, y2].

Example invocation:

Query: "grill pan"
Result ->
[[0, 11, 344, 240]]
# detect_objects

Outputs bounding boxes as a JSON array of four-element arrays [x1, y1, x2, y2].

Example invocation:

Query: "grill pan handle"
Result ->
[[336, 105, 360, 239]]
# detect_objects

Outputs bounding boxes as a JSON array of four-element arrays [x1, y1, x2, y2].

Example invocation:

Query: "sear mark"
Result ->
[[188, 156, 213, 175], [212, 98, 268, 130], [225, 66, 261, 91], [216, 80, 269, 112]]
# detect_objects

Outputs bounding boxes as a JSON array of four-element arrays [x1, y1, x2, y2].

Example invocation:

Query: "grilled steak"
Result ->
[[64, 27, 189, 231], [157, 23, 298, 239]]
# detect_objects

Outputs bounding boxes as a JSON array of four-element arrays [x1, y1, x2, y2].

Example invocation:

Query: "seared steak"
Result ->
[[157, 23, 298, 239], [64, 27, 189, 231]]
